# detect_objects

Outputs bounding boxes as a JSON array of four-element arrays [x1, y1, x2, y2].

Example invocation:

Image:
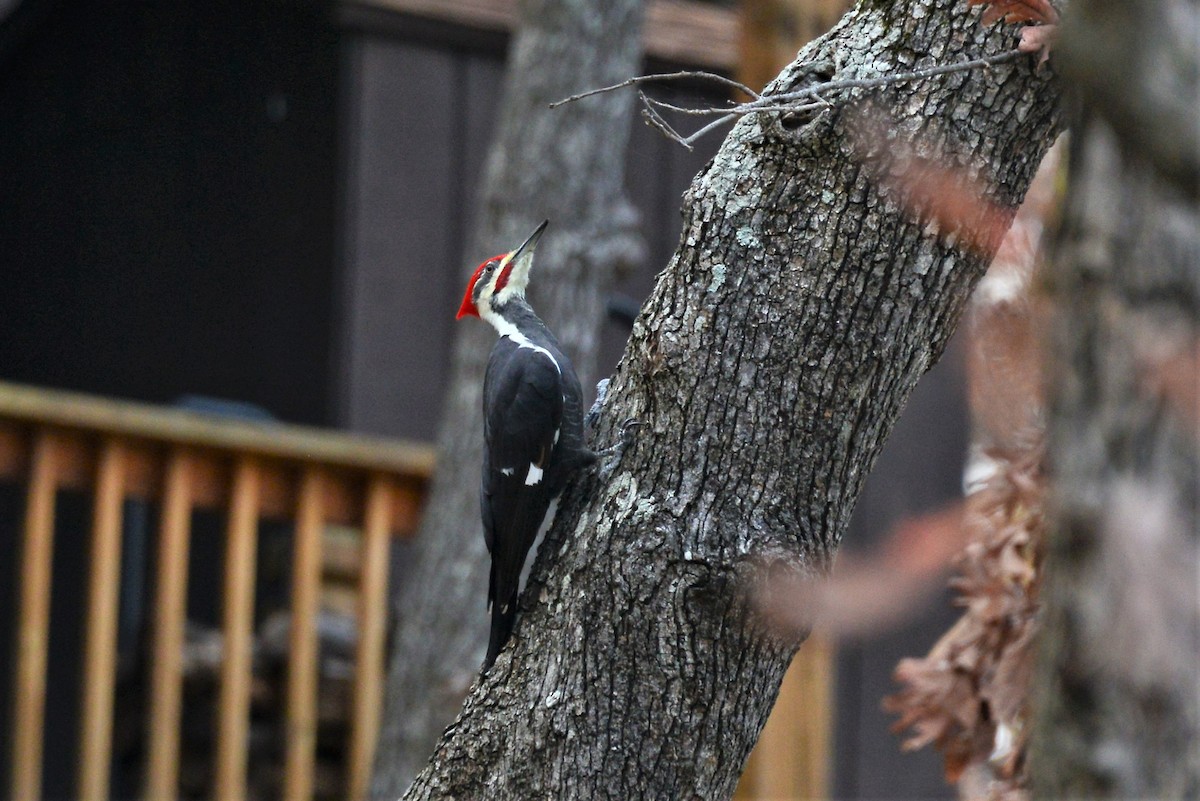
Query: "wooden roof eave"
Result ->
[[339, 0, 739, 72]]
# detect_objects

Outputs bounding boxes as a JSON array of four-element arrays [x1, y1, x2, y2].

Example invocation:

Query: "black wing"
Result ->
[[480, 346, 564, 667]]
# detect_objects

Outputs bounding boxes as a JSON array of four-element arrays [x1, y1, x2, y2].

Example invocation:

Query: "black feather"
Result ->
[[478, 299, 593, 670]]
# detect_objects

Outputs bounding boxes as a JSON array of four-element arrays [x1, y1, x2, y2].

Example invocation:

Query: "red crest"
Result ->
[[456, 255, 508, 319]]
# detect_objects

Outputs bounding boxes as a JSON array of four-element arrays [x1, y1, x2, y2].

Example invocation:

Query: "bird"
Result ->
[[456, 220, 597, 671]]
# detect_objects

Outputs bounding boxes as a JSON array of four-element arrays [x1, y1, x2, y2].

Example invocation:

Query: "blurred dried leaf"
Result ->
[[1139, 339, 1200, 434], [1018, 24, 1059, 66], [847, 106, 1014, 256], [968, 0, 1060, 66], [885, 147, 1061, 801], [968, 0, 1059, 25]]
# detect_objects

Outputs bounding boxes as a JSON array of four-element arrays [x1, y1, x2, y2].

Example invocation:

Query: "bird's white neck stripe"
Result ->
[[482, 312, 562, 374]]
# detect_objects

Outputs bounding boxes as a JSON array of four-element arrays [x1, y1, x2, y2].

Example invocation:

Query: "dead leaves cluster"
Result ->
[[884, 444, 1044, 798]]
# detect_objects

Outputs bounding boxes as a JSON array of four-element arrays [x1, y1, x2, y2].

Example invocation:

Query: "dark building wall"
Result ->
[[0, 4, 341, 795], [334, 35, 500, 440], [0, 0, 340, 425]]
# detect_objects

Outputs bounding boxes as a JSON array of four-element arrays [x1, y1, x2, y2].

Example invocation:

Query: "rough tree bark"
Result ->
[[1030, 1, 1200, 790], [398, 0, 1060, 796], [370, 1, 646, 795]]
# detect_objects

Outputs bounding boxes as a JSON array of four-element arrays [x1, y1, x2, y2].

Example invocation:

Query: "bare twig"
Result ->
[[551, 49, 1028, 148], [643, 95, 734, 117], [679, 114, 736, 149], [549, 70, 761, 108], [638, 92, 691, 149]]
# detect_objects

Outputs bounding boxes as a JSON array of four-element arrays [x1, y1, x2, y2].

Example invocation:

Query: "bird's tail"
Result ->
[[484, 592, 518, 671]]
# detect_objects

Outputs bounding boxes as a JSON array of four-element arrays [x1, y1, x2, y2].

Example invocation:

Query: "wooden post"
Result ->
[[79, 439, 127, 801], [346, 476, 392, 801], [144, 451, 194, 801], [215, 459, 261, 801], [734, 634, 834, 800], [284, 468, 325, 801], [11, 432, 59, 801]]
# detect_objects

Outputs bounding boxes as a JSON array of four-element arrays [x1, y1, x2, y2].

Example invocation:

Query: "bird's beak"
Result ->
[[502, 220, 548, 292]]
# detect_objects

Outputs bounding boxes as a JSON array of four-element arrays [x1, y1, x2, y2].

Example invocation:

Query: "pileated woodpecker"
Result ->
[[456, 220, 595, 671]]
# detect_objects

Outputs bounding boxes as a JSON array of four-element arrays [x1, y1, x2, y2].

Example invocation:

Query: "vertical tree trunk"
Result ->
[[370, 1, 646, 795], [1028, 0, 1199, 792], [399, 0, 1061, 796], [1027, 103, 1195, 801], [1030, 109, 1199, 801]]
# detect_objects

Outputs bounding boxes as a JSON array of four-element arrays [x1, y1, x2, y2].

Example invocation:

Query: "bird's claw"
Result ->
[[594, 417, 645, 465], [616, 417, 645, 447]]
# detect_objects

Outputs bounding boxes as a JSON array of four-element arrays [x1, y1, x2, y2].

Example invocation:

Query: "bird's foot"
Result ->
[[593, 417, 644, 466]]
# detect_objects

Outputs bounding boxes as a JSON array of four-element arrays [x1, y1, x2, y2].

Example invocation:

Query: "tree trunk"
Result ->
[[1029, 88, 1200, 801], [1027, 0, 1199, 790], [399, 0, 1060, 796], [370, 1, 646, 795]]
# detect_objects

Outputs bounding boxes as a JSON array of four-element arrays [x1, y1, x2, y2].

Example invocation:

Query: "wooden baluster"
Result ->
[[79, 439, 127, 801], [733, 635, 834, 800], [800, 634, 834, 799], [144, 450, 194, 801], [346, 476, 392, 801], [11, 432, 58, 801], [215, 459, 260, 801], [283, 468, 324, 801]]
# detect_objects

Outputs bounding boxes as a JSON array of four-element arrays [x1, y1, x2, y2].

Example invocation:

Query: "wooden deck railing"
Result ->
[[0, 380, 831, 800], [0, 381, 434, 801]]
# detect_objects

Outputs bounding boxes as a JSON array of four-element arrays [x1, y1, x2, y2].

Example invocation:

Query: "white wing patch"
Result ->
[[500, 467, 514, 477], [524, 463, 544, 486]]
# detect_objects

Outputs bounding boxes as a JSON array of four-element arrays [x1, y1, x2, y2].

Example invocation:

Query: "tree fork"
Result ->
[[403, 0, 1060, 796]]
